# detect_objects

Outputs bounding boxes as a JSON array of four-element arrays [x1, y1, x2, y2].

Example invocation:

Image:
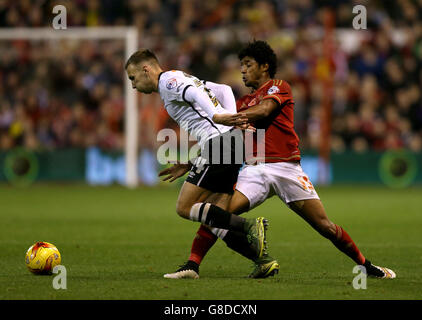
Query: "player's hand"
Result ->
[[158, 161, 192, 183], [235, 123, 256, 132], [212, 113, 248, 126]]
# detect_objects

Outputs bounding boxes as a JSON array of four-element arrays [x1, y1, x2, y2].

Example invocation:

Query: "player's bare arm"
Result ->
[[241, 99, 279, 122], [212, 113, 248, 126]]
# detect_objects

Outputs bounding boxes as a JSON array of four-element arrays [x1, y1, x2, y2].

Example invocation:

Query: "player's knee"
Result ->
[[318, 219, 337, 239], [175, 202, 190, 218]]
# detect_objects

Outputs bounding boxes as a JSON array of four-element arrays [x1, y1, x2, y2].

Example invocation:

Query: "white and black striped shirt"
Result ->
[[158, 70, 235, 148]]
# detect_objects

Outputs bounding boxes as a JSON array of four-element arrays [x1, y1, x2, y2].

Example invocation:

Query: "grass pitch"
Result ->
[[0, 183, 421, 300]]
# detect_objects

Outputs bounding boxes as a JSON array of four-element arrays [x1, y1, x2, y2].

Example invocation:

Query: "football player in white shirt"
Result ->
[[125, 49, 269, 278]]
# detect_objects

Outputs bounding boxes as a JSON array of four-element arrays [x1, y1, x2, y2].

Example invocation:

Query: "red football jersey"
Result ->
[[237, 79, 301, 163]]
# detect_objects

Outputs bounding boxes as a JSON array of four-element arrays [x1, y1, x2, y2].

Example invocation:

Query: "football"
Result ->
[[25, 242, 61, 275]]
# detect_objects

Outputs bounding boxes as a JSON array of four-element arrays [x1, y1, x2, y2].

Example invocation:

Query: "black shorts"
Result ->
[[185, 129, 244, 194]]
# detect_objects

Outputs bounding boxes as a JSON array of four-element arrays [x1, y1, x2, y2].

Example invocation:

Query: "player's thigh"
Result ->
[[176, 181, 215, 218], [186, 160, 242, 195], [267, 162, 319, 204], [288, 199, 336, 237], [234, 164, 271, 212], [227, 190, 250, 215]]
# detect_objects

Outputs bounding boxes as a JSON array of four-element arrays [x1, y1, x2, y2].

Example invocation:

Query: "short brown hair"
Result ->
[[125, 49, 159, 69]]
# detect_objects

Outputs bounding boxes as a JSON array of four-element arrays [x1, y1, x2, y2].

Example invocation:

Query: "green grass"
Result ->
[[0, 183, 421, 300]]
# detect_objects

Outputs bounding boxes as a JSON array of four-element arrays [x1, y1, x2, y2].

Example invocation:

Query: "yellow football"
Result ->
[[25, 242, 61, 275]]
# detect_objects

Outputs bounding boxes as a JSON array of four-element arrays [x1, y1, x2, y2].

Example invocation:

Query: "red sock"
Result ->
[[331, 225, 366, 265], [188, 225, 218, 265]]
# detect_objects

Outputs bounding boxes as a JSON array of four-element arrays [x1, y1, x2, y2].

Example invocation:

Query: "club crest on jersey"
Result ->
[[267, 85, 280, 95], [248, 98, 258, 107], [166, 78, 178, 90]]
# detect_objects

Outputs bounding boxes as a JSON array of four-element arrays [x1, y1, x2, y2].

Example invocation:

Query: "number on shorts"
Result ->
[[298, 176, 314, 191], [194, 156, 207, 174]]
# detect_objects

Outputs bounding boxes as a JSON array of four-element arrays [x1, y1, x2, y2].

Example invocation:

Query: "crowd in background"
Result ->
[[0, 0, 421, 155]]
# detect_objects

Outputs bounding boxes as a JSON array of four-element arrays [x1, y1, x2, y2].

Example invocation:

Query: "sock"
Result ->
[[222, 230, 259, 262], [189, 203, 246, 232], [330, 225, 366, 265], [188, 226, 258, 266], [188, 225, 217, 265]]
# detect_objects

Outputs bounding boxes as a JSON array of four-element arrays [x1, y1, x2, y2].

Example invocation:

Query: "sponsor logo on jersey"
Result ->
[[166, 78, 178, 90], [267, 85, 280, 95]]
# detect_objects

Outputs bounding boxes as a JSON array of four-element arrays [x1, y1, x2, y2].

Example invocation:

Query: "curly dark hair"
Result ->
[[238, 40, 277, 78]]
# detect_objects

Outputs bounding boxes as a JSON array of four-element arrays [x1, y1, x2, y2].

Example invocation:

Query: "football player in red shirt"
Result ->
[[161, 41, 396, 280]]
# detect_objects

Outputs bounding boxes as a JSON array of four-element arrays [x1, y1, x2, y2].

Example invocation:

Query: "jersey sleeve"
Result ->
[[202, 81, 237, 114], [184, 84, 228, 119], [262, 80, 294, 107]]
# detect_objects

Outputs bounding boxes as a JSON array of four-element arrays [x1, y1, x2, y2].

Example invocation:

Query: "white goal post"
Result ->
[[0, 27, 139, 188]]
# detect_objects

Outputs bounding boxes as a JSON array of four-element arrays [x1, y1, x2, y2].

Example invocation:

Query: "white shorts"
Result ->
[[235, 162, 320, 210]]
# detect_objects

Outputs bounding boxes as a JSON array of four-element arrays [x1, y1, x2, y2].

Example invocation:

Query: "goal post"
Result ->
[[319, 10, 335, 185], [0, 27, 139, 188]]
